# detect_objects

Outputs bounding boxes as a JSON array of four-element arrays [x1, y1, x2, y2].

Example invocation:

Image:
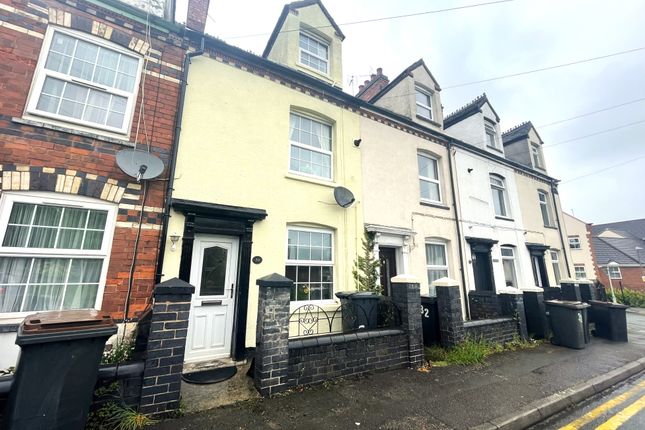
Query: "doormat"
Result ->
[[182, 366, 237, 385]]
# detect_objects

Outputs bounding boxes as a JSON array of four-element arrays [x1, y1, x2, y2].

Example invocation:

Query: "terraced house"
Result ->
[[0, 0, 193, 368]]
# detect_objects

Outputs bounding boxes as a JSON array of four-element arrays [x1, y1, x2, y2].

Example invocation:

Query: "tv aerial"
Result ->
[[116, 149, 165, 182], [333, 186, 355, 208]]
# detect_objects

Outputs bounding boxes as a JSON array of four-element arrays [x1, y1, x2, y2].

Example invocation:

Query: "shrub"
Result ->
[[617, 288, 645, 308]]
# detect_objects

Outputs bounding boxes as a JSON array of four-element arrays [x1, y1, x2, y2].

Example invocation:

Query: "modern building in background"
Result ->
[[591, 218, 645, 292], [563, 212, 596, 281]]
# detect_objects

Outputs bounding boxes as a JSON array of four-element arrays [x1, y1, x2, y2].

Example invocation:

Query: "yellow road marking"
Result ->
[[595, 393, 645, 430], [559, 380, 645, 430]]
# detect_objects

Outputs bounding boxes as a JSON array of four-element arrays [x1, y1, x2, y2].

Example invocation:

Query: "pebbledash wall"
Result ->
[[0, 0, 192, 368]]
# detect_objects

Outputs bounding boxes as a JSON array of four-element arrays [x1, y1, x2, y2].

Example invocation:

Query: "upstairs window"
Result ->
[[418, 154, 442, 204], [485, 123, 498, 149], [0, 193, 115, 315], [531, 142, 544, 169], [26, 27, 142, 135], [299, 32, 329, 74], [538, 191, 554, 227], [285, 227, 333, 302], [608, 266, 622, 279], [289, 113, 332, 180], [415, 86, 433, 120], [490, 174, 510, 218], [569, 236, 581, 249], [501, 246, 518, 288]]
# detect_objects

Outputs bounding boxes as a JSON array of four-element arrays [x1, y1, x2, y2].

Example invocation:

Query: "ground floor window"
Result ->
[[574, 265, 587, 279], [608, 266, 622, 279], [285, 227, 333, 301], [0, 192, 115, 315], [550, 250, 561, 284], [501, 246, 518, 288], [426, 242, 448, 287]]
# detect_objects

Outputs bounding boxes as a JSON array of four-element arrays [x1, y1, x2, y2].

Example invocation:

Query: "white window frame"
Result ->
[[289, 112, 333, 181], [485, 123, 498, 149], [285, 226, 335, 304], [568, 236, 581, 249], [574, 265, 587, 279], [501, 246, 518, 288], [298, 31, 329, 75], [418, 153, 442, 204], [415, 86, 433, 120], [608, 266, 622, 279], [538, 190, 554, 227], [530, 142, 544, 169], [0, 191, 117, 318], [24, 26, 143, 136], [550, 250, 561, 284], [490, 174, 510, 218], [425, 241, 449, 290]]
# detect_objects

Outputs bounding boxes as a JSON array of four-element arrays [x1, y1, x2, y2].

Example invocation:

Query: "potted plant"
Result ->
[[345, 230, 383, 329]]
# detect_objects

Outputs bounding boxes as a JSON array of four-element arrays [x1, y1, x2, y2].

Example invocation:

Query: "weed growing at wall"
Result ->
[[424, 336, 542, 366]]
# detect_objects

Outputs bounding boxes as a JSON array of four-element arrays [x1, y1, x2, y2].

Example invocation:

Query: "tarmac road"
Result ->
[[533, 372, 645, 430]]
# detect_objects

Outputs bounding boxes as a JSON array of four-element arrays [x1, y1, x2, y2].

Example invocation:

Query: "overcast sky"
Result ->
[[177, 0, 645, 225]]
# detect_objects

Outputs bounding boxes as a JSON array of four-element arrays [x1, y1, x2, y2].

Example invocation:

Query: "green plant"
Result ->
[[352, 229, 382, 294], [106, 405, 155, 430], [424, 336, 542, 366], [102, 335, 135, 365], [617, 288, 645, 308]]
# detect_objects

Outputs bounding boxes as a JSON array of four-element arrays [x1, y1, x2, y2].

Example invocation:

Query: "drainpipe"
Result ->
[[155, 38, 205, 283], [551, 180, 571, 278], [447, 140, 470, 319]]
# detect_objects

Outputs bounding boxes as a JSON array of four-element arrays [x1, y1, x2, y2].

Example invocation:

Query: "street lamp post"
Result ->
[[607, 261, 619, 304], [636, 246, 644, 284]]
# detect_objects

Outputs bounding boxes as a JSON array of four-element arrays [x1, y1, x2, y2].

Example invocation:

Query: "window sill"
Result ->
[[289, 300, 339, 312], [285, 173, 337, 188], [495, 216, 515, 222], [486, 145, 504, 154], [13, 117, 134, 146], [544, 225, 558, 230], [415, 115, 441, 128], [296, 62, 334, 82], [420, 201, 450, 210]]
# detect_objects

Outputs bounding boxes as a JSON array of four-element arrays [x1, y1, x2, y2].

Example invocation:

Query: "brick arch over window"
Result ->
[[1, 164, 135, 204]]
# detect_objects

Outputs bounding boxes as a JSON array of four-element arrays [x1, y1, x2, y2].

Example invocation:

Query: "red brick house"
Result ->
[[591, 219, 645, 293], [0, 0, 208, 367]]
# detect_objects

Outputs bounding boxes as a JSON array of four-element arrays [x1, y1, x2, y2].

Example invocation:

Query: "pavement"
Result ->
[[151, 310, 645, 430]]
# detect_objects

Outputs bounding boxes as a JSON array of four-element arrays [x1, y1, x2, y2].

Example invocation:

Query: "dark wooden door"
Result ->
[[379, 247, 397, 296], [472, 250, 494, 292]]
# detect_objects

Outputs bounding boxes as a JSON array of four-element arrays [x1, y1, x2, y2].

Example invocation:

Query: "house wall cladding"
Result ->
[[0, 0, 188, 319]]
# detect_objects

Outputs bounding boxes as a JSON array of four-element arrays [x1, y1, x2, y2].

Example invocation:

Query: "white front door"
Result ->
[[185, 234, 239, 363]]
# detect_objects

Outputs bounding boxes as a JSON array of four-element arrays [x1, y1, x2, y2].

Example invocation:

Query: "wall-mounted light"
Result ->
[[169, 232, 181, 252], [353, 138, 362, 147]]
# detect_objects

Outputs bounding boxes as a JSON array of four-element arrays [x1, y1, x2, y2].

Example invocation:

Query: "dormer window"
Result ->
[[299, 31, 329, 75], [485, 123, 498, 149], [531, 142, 544, 169], [415, 86, 433, 120]]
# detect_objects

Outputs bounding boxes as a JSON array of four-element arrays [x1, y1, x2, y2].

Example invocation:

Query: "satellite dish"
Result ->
[[333, 186, 355, 208], [116, 149, 165, 182]]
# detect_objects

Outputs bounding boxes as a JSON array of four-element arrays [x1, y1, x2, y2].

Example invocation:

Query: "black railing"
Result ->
[[288, 296, 402, 339]]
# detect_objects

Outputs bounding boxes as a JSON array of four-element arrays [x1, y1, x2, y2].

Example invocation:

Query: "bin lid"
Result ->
[[335, 291, 355, 299], [352, 291, 381, 299], [21, 310, 114, 335], [544, 300, 590, 309], [589, 300, 628, 309]]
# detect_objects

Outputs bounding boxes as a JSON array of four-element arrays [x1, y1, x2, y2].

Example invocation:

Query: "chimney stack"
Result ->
[[356, 67, 390, 101], [187, 0, 211, 33]]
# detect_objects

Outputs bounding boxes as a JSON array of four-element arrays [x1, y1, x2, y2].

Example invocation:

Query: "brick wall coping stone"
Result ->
[[559, 278, 578, 284], [432, 277, 460, 287], [288, 329, 405, 350], [498, 288, 523, 295], [463, 317, 514, 328], [522, 287, 544, 292], [391, 275, 420, 284], [154, 277, 195, 295], [257, 273, 293, 288]]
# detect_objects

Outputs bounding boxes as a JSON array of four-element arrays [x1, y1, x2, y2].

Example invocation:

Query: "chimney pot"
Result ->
[[377, 67, 383, 75], [370, 74, 376, 80], [364, 80, 370, 85], [359, 84, 365, 91]]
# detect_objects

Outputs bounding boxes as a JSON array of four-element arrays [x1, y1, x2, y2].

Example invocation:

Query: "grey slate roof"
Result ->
[[369, 58, 441, 103], [502, 121, 532, 144], [443, 93, 500, 129], [591, 218, 645, 265]]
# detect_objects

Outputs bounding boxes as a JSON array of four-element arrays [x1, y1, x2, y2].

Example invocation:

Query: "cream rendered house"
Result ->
[[563, 212, 596, 280], [357, 60, 461, 300], [502, 122, 573, 287], [444, 95, 534, 297], [160, 0, 363, 364]]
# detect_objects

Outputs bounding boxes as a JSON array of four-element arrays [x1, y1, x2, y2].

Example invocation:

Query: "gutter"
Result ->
[[551, 180, 572, 278], [155, 37, 205, 283], [447, 140, 470, 319]]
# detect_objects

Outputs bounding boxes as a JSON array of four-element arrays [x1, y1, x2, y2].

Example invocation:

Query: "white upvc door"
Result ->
[[185, 234, 239, 363]]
